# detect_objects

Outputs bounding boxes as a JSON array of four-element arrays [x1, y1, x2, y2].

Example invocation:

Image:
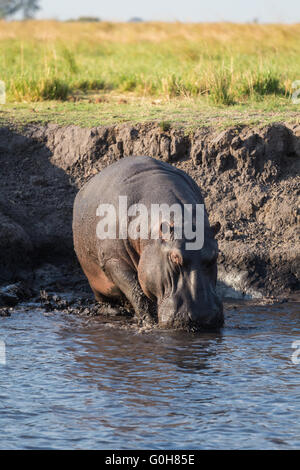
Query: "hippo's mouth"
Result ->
[[157, 295, 224, 331], [157, 296, 194, 330]]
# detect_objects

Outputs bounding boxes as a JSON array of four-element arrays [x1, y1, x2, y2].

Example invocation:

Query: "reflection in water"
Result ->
[[0, 300, 299, 449]]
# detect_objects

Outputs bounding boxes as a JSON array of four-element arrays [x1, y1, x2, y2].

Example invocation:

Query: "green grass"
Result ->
[[0, 21, 299, 106], [0, 95, 299, 130], [0, 20, 299, 128]]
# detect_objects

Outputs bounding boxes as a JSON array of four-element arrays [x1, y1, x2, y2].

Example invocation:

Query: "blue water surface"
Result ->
[[0, 300, 299, 449]]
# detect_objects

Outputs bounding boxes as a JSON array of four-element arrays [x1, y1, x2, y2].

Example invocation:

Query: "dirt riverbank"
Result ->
[[0, 122, 299, 309]]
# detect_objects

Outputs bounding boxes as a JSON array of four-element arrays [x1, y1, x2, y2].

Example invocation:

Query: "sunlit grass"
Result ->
[[0, 20, 299, 106], [1, 95, 299, 130]]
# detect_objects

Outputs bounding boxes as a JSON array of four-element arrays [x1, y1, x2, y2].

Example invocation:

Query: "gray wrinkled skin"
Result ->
[[73, 156, 224, 331]]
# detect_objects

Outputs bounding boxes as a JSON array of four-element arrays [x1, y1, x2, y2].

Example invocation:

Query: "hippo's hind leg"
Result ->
[[105, 259, 157, 327], [80, 261, 128, 314]]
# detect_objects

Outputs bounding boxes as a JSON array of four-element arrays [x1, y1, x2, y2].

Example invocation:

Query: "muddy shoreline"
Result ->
[[0, 122, 299, 311]]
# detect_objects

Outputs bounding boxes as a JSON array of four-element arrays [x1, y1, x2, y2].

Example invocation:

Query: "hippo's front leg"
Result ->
[[105, 259, 156, 327]]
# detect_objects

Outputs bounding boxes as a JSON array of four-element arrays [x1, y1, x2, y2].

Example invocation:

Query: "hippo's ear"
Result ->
[[169, 249, 183, 266], [211, 221, 221, 237]]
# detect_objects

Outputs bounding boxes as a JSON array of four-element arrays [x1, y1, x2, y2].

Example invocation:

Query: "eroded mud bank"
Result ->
[[0, 122, 299, 309]]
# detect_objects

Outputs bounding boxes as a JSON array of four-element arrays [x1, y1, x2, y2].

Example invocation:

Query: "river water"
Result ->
[[0, 300, 299, 450]]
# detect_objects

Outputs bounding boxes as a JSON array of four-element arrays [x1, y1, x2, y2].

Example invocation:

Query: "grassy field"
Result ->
[[0, 20, 299, 128]]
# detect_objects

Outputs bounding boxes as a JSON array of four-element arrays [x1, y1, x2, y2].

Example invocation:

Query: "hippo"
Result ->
[[73, 156, 223, 330]]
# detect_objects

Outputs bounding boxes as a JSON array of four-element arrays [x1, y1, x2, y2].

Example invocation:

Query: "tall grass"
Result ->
[[0, 20, 298, 104]]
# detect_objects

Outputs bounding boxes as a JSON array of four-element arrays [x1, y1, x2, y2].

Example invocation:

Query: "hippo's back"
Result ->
[[73, 156, 204, 269], [75, 156, 202, 208]]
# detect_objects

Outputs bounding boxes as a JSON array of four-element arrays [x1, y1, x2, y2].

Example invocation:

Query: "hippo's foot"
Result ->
[[120, 281, 157, 328], [105, 259, 157, 328], [131, 284, 157, 328]]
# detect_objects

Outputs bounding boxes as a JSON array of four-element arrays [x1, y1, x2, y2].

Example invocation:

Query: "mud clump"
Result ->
[[0, 121, 299, 306], [39, 289, 133, 318], [0, 281, 33, 307]]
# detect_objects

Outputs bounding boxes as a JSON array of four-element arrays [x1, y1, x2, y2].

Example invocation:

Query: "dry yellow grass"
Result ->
[[0, 20, 299, 46]]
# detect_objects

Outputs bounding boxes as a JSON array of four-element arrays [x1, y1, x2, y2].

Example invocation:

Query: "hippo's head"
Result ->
[[138, 221, 224, 331]]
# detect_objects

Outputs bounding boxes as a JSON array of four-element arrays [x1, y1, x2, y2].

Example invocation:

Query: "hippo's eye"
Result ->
[[160, 222, 175, 241]]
